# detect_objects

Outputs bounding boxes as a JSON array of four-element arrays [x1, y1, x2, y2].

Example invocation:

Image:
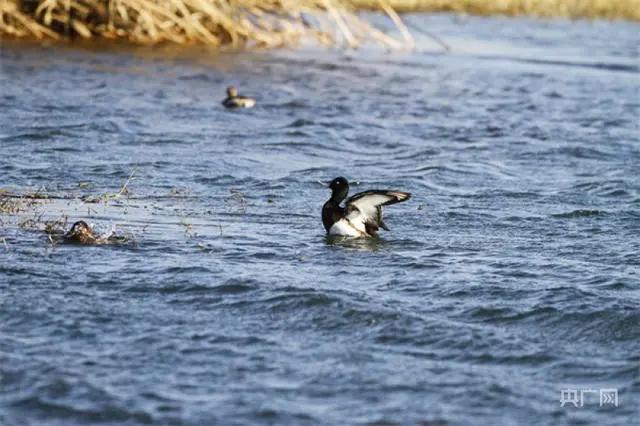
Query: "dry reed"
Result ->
[[350, 0, 640, 21], [0, 0, 415, 48]]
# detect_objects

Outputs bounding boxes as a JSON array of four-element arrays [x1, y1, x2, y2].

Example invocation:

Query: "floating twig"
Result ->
[[105, 167, 136, 200]]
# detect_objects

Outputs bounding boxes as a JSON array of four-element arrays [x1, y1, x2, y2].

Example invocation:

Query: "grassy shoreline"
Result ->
[[352, 0, 640, 21], [1, 0, 412, 49], [1, 0, 638, 49]]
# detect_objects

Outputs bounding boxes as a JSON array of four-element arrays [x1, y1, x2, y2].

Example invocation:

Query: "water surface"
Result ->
[[1, 14, 639, 426]]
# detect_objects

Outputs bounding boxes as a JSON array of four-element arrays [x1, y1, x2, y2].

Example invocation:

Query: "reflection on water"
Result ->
[[325, 235, 388, 252], [1, 13, 639, 426]]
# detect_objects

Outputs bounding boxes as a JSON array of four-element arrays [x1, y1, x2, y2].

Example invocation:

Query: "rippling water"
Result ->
[[1, 14, 639, 426]]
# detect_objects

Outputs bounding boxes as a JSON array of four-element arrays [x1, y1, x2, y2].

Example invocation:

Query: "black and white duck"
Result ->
[[222, 86, 256, 109], [321, 177, 411, 237]]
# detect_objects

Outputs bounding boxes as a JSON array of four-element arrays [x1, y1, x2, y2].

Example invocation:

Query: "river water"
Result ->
[[1, 13, 638, 426]]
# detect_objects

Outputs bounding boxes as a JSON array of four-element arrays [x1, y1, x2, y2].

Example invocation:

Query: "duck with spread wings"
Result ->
[[321, 177, 411, 237]]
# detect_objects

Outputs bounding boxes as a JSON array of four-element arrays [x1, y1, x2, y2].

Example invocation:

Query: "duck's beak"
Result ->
[[317, 180, 330, 187]]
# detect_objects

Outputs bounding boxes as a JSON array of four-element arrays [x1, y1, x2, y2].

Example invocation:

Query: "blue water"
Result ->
[[1, 14, 639, 426]]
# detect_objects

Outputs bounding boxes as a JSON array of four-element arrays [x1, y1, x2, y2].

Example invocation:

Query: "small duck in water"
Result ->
[[64, 220, 98, 244], [321, 177, 411, 237], [222, 86, 256, 109], [62, 221, 126, 245]]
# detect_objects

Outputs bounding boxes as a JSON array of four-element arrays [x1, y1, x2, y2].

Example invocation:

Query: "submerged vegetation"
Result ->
[[2, 0, 636, 49]]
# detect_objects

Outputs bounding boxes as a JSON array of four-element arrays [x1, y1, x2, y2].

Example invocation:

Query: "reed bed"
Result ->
[[3, 1, 634, 49], [1, 0, 415, 48], [351, 0, 640, 21]]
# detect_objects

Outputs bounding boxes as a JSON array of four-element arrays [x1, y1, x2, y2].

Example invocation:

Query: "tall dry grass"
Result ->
[[2, 0, 636, 48], [350, 0, 640, 21], [0, 0, 414, 48]]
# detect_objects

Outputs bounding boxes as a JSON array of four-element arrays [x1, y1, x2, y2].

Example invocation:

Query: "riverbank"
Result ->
[[2, 0, 409, 48], [1, 0, 638, 48], [352, 0, 640, 21]]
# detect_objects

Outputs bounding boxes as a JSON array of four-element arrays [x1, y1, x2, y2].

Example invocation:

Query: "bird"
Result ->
[[62, 221, 125, 245], [221, 86, 256, 109], [63, 221, 98, 244], [321, 177, 411, 237]]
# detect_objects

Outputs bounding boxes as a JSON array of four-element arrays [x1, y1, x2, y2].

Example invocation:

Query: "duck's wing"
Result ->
[[344, 190, 411, 235]]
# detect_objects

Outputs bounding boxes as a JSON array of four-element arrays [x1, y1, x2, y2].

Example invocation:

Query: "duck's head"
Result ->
[[327, 177, 348, 191], [71, 220, 92, 234], [321, 176, 350, 202], [65, 220, 94, 241], [226, 86, 238, 97]]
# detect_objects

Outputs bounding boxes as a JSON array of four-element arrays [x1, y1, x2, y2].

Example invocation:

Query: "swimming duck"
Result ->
[[63, 220, 97, 244], [321, 177, 411, 237], [222, 86, 256, 109], [62, 221, 126, 245]]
